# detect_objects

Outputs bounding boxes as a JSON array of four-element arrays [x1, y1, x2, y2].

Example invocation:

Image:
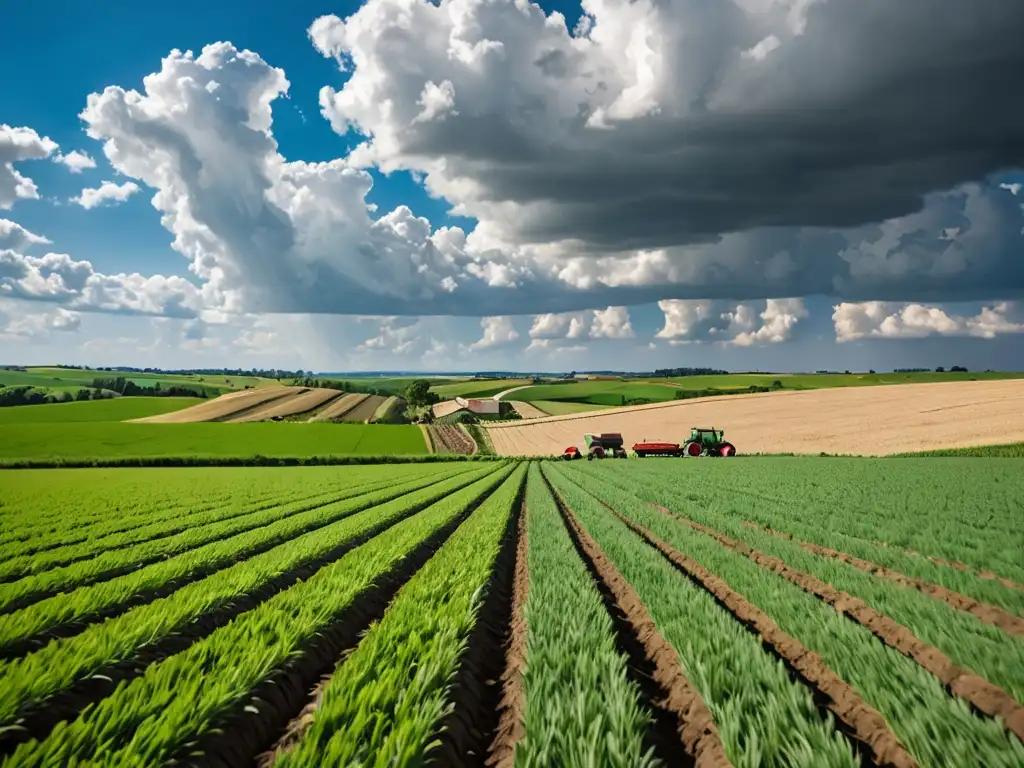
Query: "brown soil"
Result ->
[[132, 387, 295, 423], [227, 388, 343, 422], [509, 401, 549, 419], [193, 480, 506, 768], [308, 393, 368, 422], [487, 502, 530, 768], [340, 394, 387, 423], [605, 506, 919, 768], [433, 474, 526, 766], [485, 379, 1024, 456], [428, 425, 476, 455], [745, 523, 1024, 637], [543, 475, 731, 767], [656, 507, 1024, 744]]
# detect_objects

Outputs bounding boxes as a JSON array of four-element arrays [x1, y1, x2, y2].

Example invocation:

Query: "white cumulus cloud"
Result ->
[[0, 124, 58, 209], [470, 315, 519, 349], [833, 301, 1024, 342], [71, 180, 140, 209], [54, 150, 98, 173]]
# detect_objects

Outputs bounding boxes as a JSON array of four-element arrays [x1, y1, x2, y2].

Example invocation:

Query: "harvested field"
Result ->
[[341, 394, 387, 423], [431, 400, 465, 420], [509, 401, 548, 419], [309, 393, 367, 422], [132, 387, 296, 424], [486, 379, 1024, 456], [427, 425, 476, 454], [226, 389, 343, 422], [2, 459, 1021, 764]]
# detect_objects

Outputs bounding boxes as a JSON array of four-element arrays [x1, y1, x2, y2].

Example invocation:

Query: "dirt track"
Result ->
[[485, 380, 1024, 456]]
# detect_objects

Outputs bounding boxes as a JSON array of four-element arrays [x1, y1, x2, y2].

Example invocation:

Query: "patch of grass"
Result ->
[[891, 442, 1024, 458], [0, 422, 428, 461], [430, 378, 534, 399], [529, 399, 616, 415], [0, 367, 279, 395], [0, 397, 198, 424], [650, 371, 1024, 391], [511, 380, 681, 406]]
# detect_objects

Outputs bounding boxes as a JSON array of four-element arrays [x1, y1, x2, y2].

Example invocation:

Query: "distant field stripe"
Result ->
[[269, 464, 526, 766], [562, 464, 1024, 766], [748, 523, 1024, 635], [0, 476, 425, 613], [3, 468, 512, 766], [0, 484, 353, 582], [502, 464, 667, 767], [647, 503, 1024, 742], [0, 467, 503, 747], [540, 469, 734, 767]]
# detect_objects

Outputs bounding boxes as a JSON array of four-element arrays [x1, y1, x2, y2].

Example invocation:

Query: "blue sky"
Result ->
[[2, 0, 1023, 372]]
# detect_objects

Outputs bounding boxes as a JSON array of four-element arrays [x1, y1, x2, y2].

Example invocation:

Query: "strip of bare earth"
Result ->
[[591, 500, 917, 768], [486, 502, 529, 768], [543, 474, 731, 767], [744, 523, 1024, 636], [655, 506, 1024, 744]]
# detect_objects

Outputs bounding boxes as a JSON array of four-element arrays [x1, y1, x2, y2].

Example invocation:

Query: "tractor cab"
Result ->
[[583, 433, 628, 459], [684, 427, 736, 457]]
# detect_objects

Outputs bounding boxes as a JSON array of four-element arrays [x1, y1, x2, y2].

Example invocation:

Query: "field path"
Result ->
[[508, 401, 548, 419], [492, 385, 533, 401], [485, 379, 1024, 456]]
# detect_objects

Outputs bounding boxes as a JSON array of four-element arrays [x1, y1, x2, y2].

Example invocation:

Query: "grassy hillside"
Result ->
[[509, 380, 680, 407], [0, 422, 427, 462], [0, 397, 197, 424], [431, 378, 535, 399], [0, 367, 279, 396], [653, 370, 1024, 391]]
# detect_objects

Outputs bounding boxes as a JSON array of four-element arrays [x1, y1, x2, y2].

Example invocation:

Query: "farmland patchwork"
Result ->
[[0, 458, 1022, 765]]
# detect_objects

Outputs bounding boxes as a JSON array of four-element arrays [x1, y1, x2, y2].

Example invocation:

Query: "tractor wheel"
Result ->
[[684, 441, 702, 457], [719, 442, 736, 457]]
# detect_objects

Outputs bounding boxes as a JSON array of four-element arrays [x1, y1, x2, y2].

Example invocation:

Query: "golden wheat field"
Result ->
[[485, 379, 1024, 456]]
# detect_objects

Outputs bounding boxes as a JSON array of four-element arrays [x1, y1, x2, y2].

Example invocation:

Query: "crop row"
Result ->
[[2, 459, 1022, 766]]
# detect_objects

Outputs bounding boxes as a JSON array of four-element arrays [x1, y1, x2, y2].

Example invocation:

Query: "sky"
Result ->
[[2, 0, 1023, 374]]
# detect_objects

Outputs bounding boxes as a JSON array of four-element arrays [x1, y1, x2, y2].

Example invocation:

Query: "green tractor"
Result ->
[[682, 427, 736, 457], [584, 433, 628, 460]]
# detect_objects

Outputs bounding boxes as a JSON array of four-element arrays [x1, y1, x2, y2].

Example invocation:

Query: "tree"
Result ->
[[404, 379, 435, 408], [935, 366, 945, 373]]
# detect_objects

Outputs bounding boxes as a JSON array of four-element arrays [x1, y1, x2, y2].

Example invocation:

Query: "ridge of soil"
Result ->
[[0, 493, 448, 758], [486, 501, 530, 768], [433, 473, 527, 765], [591, 500, 917, 768], [743, 523, 1024, 636], [542, 470, 731, 768], [188, 480, 505, 768], [419, 424, 434, 453], [654, 507, 1024, 744]]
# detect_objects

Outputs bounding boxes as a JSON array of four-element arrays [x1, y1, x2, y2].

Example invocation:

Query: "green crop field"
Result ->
[[507, 380, 681, 406], [0, 367, 279, 396], [0, 422, 427, 463], [430, 378, 534, 399], [529, 399, 616, 415], [652, 370, 1024, 391], [0, 456, 1020, 765], [0, 397, 197, 424]]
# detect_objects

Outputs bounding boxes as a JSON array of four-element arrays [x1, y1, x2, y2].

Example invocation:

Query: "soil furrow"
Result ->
[[652, 506, 1024, 745], [433, 476, 526, 767], [0, 503, 437, 758], [743, 522, 1024, 636], [486, 503, 529, 768], [185, 484, 504, 768], [0, 485, 419, 619], [542, 471, 730, 768]]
